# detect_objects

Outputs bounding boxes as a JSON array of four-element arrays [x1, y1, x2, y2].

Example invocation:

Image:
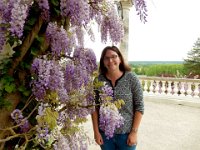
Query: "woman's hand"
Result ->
[[127, 131, 137, 146], [94, 131, 104, 145]]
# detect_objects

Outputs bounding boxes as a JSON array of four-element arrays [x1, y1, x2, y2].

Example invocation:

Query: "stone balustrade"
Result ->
[[138, 76, 200, 98]]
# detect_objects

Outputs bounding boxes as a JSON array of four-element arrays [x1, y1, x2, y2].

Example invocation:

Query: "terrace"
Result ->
[[84, 77, 200, 150]]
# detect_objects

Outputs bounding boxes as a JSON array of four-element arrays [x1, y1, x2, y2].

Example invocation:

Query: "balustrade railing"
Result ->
[[138, 76, 200, 98]]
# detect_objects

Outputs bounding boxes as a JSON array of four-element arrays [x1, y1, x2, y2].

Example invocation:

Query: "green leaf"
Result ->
[[53, 7, 61, 16], [18, 85, 26, 92], [1, 75, 14, 84], [24, 63, 31, 69], [1, 78, 7, 85], [24, 25, 32, 32], [23, 90, 31, 96], [0, 97, 11, 109], [18, 85, 31, 96], [7, 36, 17, 47], [4, 83, 16, 93], [27, 17, 37, 26], [20, 61, 31, 69], [12, 49, 21, 57], [44, 108, 58, 130], [50, 0, 59, 6], [31, 47, 38, 56], [35, 36, 44, 44]]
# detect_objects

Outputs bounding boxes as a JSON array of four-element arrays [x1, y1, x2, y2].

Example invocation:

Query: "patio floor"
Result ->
[[84, 100, 200, 150]]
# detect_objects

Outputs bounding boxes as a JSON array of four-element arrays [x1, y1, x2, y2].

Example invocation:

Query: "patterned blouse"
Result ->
[[96, 71, 144, 134]]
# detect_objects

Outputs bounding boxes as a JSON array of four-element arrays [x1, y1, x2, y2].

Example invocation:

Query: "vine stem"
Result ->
[[0, 103, 38, 131], [8, 16, 44, 76], [21, 94, 34, 112]]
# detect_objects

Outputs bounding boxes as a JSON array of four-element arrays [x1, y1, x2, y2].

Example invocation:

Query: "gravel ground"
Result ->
[[84, 100, 200, 150]]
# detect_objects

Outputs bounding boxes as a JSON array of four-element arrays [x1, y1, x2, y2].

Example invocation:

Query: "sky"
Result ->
[[129, 0, 200, 61], [85, 0, 200, 61]]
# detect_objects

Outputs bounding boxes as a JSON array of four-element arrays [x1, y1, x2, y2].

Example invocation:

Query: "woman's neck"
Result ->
[[106, 70, 123, 80]]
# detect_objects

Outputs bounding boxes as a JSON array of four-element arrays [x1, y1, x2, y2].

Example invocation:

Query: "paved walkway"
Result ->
[[84, 100, 200, 150]]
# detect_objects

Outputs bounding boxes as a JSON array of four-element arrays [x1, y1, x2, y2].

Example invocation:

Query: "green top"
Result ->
[[97, 71, 144, 134]]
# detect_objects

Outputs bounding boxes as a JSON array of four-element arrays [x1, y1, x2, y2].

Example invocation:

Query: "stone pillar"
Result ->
[[119, 0, 133, 62]]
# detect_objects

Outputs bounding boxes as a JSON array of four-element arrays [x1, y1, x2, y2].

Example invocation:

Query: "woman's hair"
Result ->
[[99, 46, 131, 74]]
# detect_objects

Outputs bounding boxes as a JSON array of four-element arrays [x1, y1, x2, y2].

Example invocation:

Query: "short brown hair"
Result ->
[[99, 46, 131, 74]]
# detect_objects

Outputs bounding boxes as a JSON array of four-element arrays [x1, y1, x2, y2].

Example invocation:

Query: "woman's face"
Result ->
[[103, 49, 121, 72]]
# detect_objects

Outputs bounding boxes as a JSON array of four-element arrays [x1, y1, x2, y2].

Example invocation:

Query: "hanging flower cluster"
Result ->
[[11, 109, 30, 133], [99, 103, 124, 139], [94, 81, 125, 139], [100, 2, 124, 44], [0, 0, 147, 149], [133, 0, 148, 23]]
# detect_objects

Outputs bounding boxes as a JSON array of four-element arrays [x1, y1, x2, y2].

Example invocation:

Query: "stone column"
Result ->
[[119, 0, 133, 62]]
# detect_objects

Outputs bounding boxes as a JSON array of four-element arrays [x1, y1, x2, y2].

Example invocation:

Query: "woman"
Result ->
[[91, 46, 144, 150]]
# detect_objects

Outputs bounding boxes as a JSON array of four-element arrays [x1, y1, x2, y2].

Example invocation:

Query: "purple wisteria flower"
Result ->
[[63, 47, 97, 92], [46, 22, 74, 57], [53, 132, 70, 150], [75, 27, 84, 47], [0, 0, 15, 23], [133, 0, 148, 23], [100, 2, 124, 44], [31, 58, 68, 102], [99, 83, 114, 103], [9, 0, 29, 38], [37, 0, 50, 21], [11, 109, 23, 120], [11, 109, 30, 133], [85, 25, 95, 42], [101, 84, 113, 97], [89, 3, 102, 25], [73, 47, 97, 74], [60, 0, 90, 26], [99, 104, 124, 139], [0, 26, 6, 52], [84, 48, 98, 73], [19, 119, 30, 133], [36, 126, 50, 141]]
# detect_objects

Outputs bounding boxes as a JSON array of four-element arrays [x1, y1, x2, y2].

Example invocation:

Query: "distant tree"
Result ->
[[184, 38, 200, 75]]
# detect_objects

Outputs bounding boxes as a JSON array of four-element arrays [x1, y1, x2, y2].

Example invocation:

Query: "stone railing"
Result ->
[[138, 76, 200, 98]]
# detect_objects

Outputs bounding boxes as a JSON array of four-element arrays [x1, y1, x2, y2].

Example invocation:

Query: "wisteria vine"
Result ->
[[0, 0, 147, 149]]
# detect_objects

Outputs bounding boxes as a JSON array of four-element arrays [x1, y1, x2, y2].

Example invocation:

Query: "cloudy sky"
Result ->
[[85, 0, 200, 61], [128, 0, 200, 61]]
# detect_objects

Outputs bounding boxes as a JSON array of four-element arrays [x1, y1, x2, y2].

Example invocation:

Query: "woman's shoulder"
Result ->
[[124, 72, 141, 84], [124, 71, 138, 79], [124, 72, 141, 87], [94, 74, 106, 81], [98, 74, 105, 79]]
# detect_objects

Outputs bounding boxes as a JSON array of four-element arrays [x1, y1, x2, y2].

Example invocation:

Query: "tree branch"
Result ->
[[8, 16, 44, 76]]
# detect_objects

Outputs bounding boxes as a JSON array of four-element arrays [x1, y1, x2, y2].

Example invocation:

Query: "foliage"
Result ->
[[131, 63, 187, 77], [0, 0, 147, 149], [184, 37, 200, 75]]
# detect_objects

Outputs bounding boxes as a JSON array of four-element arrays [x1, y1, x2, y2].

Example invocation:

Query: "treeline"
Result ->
[[128, 37, 200, 78], [130, 63, 188, 77]]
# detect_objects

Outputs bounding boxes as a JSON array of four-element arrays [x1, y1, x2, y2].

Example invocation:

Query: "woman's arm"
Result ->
[[127, 111, 143, 146], [91, 109, 103, 145], [127, 73, 144, 146], [131, 111, 143, 133]]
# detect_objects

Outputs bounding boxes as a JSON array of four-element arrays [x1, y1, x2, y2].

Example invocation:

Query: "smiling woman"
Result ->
[[91, 45, 144, 150]]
